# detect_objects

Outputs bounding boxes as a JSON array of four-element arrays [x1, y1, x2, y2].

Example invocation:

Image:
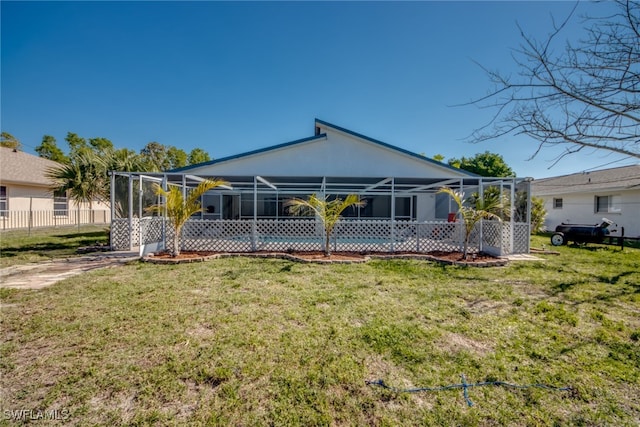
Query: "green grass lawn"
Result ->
[[0, 226, 110, 267], [1, 235, 638, 426]]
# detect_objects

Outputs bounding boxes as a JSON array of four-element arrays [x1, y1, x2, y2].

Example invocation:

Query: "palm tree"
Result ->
[[437, 187, 505, 260], [46, 151, 108, 211], [470, 186, 511, 220], [146, 179, 228, 257], [285, 194, 365, 256]]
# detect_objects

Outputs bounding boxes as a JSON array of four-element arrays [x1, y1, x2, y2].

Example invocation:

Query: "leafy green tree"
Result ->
[[0, 132, 21, 150], [448, 151, 515, 177], [66, 132, 90, 158], [530, 196, 547, 234], [146, 179, 228, 257], [36, 135, 69, 163], [167, 146, 188, 169], [437, 187, 505, 260], [285, 194, 365, 256], [140, 142, 167, 171], [188, 148, 211, 165], [512, 192, 547, 234], [89, 137, 114, 154], [432, 154, 445, 162], [140, 142, 192, 171]]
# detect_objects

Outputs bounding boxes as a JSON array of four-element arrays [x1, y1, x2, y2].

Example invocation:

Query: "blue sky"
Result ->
[[2, 1, 636, 179]]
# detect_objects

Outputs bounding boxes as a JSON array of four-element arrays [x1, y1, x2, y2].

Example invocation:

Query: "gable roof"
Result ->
[[171, 133, 327, 173], [532, 164, 640, 196], [172, 119, 474, 177], [313, 119, 471, 176], [0, 147, 62, 187]]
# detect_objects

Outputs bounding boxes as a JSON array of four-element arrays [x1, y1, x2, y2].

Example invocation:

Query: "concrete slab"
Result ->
[[0, 252, 139, 290]]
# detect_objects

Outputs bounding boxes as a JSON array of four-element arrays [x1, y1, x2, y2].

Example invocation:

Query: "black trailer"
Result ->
[[551, 218, 616, 246]]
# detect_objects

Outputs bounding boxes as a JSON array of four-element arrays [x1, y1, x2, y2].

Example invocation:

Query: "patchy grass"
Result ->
[[0, 238, 638, 425], [0, 226, 109, 267]]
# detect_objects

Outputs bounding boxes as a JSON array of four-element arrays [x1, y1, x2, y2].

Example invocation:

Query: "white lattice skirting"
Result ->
[[112, 218, 529, 256]]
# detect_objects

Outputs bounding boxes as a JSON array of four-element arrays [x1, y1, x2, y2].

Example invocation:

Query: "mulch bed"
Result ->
[[144, 250, 507, 267]]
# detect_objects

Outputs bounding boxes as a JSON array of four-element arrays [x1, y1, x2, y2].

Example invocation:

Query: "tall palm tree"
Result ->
[[146, 179, 228, 257], [285, 194, 365, 256], [437, 187, 505, 260]]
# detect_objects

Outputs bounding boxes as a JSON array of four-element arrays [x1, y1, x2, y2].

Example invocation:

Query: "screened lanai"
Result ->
[[110, 172, 532, 256]]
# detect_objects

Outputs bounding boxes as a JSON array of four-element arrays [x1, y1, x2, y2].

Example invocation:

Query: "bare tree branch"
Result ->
[[463, 0, 640, 161]]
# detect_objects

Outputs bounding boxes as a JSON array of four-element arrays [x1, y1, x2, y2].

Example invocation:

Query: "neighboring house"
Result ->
[[0, 147, 109, 229], [111, 119, 533, 255], [532, 164, 640, 238]]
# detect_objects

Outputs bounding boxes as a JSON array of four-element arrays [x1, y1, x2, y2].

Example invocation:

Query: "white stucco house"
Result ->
[[110, 119, 533, 255], [532, 164, 640, 238]]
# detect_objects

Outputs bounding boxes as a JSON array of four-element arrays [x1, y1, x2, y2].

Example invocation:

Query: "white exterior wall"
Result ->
[[542, 189, 640, 237], [416, 193, 436, 222], [0, 183, 111, 229], [185, 128, 468, 179], [3, 183, 110, 211], [4, 184, 52, 210]]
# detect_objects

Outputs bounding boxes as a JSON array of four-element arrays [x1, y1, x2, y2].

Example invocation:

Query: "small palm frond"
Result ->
[[285, 194, 365, 220], [147, 179, 228, 219]]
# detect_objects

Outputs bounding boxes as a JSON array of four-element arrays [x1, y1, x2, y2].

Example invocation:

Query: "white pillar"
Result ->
[[390, 177, 395, 252], [128, 174, 134, 251], [252, 176, 257, 251]]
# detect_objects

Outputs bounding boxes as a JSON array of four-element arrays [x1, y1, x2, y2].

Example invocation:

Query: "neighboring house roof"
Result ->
[[532, 164, 640, 196], [172, 118, 475, 177], [0, 147, 61, 187]]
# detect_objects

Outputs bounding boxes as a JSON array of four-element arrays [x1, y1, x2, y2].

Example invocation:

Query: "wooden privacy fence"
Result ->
[[0, 209, 110, 231]]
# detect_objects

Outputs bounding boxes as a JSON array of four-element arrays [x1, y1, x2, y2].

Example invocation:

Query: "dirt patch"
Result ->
[[145, 250, 507, 266], [146, 251, 369, 264], [437, 332, 494, 356]]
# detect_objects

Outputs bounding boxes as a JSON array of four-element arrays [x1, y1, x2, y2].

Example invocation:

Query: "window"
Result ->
[[54, 190, 68, 216], [595, 195, 621, 214], [0, 186, 7, 217], [553, 198, 563, 209]]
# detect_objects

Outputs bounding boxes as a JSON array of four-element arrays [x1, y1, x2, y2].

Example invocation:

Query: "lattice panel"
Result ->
[[110, 219, 130, 250], [120, 218, 530, 255], [140, 218, 165, 245], [501, 224, 512, 255], [256, 220, 322, 252], [416, 222, 464, 253], [466, 223, 482, 254], [130, 218, 141, 247], [512, 223, 530, 254], [182, 220, 253, 252], [480, 220, 503, 253], [393, 222, 418, 252], [333, 221, 393, 253]]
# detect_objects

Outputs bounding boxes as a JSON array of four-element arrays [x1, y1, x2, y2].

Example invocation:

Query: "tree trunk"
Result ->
[[173, 225, 181, 257], [325, 230, 331, 257], [463, 232, 470, 260]]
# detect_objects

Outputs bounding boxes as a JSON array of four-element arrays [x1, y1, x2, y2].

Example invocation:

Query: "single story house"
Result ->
[[532, 164, 640, 238], [0, 146, 109, 229], [110, 119, 533, 255]]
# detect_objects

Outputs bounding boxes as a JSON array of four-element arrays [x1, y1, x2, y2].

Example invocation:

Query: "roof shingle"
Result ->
[[0, 147, 62, 187], [532, 164, 640, 196]]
